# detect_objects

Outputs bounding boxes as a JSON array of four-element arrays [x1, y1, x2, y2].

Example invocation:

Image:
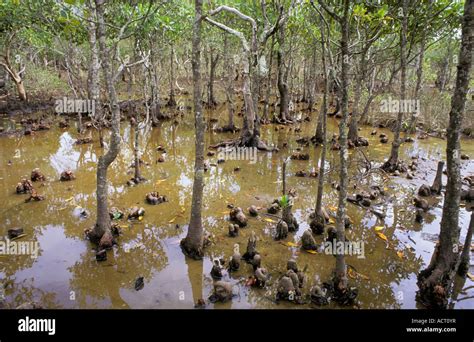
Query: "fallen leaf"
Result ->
[[397, 251, 404, 259], [138, 216, 143, 221], [376, 232, 388, 242], [280, 241, 299, 248], [328, 206, 337, 211], [169, 217, 176, 223], [329, 218, 335, 224], [374, 226, 384, 231], [306, 249, 318, 254], [263, 218, 276, 223], [10, 234, 27, 241], [348, 266, 370, 280]]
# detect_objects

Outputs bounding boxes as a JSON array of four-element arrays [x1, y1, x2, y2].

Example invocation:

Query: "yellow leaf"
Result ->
[[376, 232, 388, 242], [155, 179, 167, 185], [397, 251, 404, 259], [306, 249, 318, 254], [348, 267, 370, 280], [328, 206, 337, 211], [374, 226, 384, 231], [329, 218, 335, 224], [280, 241, 298, 248], [263, 218, 276, 223], [169, 216, 176, 223], [138, 216, 143, 221], [347, 267, 357, 279], [65, 197, 74, 202], [467, 273, 474, 281]]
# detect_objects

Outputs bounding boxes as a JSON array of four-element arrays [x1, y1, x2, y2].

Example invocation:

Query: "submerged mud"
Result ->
[[0, 100, 473, 309]]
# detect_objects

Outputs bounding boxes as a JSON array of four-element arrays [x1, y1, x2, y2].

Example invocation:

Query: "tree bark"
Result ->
[[315, 15, 329, 218], [207, 49, 219, 107], [382, 0, 408, 172], [167, 45, 177, 107], [417, 0, 473, 308], [87, 3, 103, 147], [333, 0, 350, 293], [277, 22, 289, 123], [181, 0, 205, 260], [92, 0, 122, 241]]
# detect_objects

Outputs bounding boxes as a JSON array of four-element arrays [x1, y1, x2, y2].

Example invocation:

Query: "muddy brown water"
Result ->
[[0, 98, 473, 309]]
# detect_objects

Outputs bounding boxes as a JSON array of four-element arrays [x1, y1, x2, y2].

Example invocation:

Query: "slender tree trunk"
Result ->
[[149, 39, 161, 125], [181, 0, 205, 260], [307, 45, 317, 111], [409, 35, 425, 133], [167, 45, 177, 107], [207, 50, 219, 107], [223, 35, 236, 130], [262, 37, 275, 123], [87, 5, 103, 147], [277, 23, 289, 123], [347, 49, 367, 143], [92, 0, 122, 242], [333, 0, 350, 293], [315, 18, 329, 217], [134, 109, 141, 181], [382, 0, 408, 172], [417, 0, 473, 308]]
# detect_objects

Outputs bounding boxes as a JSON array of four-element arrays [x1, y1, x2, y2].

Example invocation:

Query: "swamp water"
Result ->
[[0, 99, 473, 309]]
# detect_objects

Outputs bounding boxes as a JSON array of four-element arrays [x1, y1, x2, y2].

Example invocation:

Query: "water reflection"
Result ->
[[0, 104, 472, 309]]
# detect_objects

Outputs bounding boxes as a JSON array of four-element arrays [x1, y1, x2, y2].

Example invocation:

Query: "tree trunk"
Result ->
[[87, 5, 103, 146], [262, 37, 275, 123], [347, 49, 367, 143], [181, 0, 205, 260], [167, 46, 177, 107], [417, 0, 473, 308], [277, 24, 289, 123], [92, 0, 122, 242], [207, 50, 219, 107], [149, 39, 161, 125], [223, 35, 236, 131], [409, 35, 426, 133], [15, 80, 27, 101], [333, 0, 350, 293], [382, 0, 408, 173], [315, 15, 329, 218]]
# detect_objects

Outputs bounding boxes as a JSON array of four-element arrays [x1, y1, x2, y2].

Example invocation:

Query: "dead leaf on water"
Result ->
[[280, 241, 299, 248], [397, 251, 404, 259], [10, 234, 27, 241], [374, 226, 384, 231], [263, 218, 276, 223], [306, 249, 318, 254], [376, 232, 388, 242]]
